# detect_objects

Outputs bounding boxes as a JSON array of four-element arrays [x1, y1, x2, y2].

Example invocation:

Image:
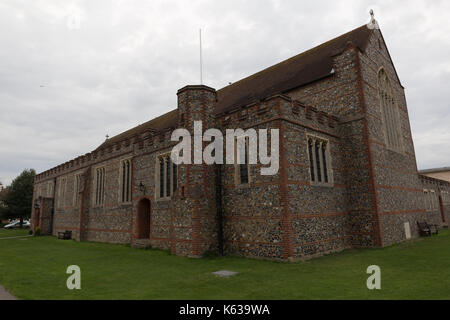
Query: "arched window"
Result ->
[[120, 159, 132, 203], [58, 177, 67, 208], [378, 69, 402, 151], [156, 153, 178, 199], [94, 167, 106, 206], [74, 173, 82, 206]]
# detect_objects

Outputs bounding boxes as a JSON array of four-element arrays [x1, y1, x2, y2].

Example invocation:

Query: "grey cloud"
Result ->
[[0, 0, 449, 185]]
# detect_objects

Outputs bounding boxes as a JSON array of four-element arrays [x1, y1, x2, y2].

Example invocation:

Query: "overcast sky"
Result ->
[[0, 0, 449, 185]]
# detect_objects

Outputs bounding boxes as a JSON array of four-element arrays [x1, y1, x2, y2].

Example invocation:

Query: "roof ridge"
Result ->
[[97, 24, 374, 148], [96, 108, 178, 150], [217, 24, 370, 94]]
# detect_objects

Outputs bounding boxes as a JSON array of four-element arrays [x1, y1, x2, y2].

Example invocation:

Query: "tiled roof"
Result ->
[[215, 24, 373, 114], [97, 109, 178, 149], [98, 24, 373, 149], [419, 167, 450, 174]]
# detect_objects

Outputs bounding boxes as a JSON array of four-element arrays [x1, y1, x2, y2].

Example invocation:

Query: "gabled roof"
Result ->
[[215, 24, 373, 114], [98, 24, 374, 149]]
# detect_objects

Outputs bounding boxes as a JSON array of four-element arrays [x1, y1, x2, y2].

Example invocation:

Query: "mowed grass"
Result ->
[[0, 229, 449, 300], [0, 228, 30, 238]]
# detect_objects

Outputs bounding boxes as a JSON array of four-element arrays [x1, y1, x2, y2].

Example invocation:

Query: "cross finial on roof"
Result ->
[[367, 9, 379, 30]]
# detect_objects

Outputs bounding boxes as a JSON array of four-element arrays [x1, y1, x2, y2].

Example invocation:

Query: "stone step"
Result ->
[[132, 239, 152, 249]]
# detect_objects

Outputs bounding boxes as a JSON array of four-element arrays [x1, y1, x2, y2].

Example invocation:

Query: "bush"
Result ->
[[34, 226, 41, 236]]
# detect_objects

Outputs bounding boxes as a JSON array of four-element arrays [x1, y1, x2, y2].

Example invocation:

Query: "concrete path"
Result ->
[[0, 285, 17, 300]]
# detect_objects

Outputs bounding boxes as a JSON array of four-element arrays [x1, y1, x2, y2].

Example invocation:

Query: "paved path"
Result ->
[[0, 285, 17, 300]]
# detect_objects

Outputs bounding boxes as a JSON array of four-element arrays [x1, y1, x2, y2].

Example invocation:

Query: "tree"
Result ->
[[0, 186, 8, 220], [0, 169, 36, 226]]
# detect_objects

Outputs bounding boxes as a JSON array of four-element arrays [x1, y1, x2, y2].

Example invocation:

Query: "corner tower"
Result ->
[[173, 85, 219, 257]]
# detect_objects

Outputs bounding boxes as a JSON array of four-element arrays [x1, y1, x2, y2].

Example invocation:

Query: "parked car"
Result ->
[[3, 220, 30, 229]]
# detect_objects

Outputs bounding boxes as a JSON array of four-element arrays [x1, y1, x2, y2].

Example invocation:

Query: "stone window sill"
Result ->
[[155, 197, 171, 202], [310, 182, 334, 188], [119, 202, 132, 207]]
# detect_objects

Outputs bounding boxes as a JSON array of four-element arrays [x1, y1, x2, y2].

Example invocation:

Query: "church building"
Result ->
[[31, 15, 450, 260]]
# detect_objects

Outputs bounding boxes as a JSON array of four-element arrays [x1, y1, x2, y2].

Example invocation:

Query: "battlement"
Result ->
[[216, 94, 339, 136], [34, 126, 177, 183]]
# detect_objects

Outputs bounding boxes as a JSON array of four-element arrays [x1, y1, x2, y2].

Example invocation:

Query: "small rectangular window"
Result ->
[[308, 140, 315, 181], [159, 159, 164, 198], [166, 158, 171, 196], [239, 142, 249, 184], [322, 144, 328, 183], [315, 142, 322, 183], [240, 164, 249, 184], [235, 137, 250, 185]]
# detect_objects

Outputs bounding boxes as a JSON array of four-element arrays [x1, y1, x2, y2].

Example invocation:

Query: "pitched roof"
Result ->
[[97, 24, 374, 149], [215, 24, 373, 114], [97, 109, 178, 149], [419, 167, 450, 174]]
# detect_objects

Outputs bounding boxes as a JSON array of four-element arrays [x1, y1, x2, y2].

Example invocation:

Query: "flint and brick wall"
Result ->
[[31, 28, 448, 260]]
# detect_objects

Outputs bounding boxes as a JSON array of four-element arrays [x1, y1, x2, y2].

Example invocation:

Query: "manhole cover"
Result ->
[[211, 270, 238, 277]]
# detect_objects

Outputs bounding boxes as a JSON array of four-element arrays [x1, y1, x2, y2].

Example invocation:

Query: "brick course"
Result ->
[[30, 23, 450, 260]]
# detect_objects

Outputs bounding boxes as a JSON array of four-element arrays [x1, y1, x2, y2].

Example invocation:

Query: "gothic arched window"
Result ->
[[156, 153, 178, 199], [120, 159, 132, 203], [378, 69, 402, 151]]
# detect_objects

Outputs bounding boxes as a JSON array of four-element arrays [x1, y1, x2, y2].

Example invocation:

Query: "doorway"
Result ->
[[136, 198, 151, 239]]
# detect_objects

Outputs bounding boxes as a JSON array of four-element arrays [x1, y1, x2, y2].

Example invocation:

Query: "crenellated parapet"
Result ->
[[34, 89, 344, 186], [216, 94, 339, 137], [34, 123, 178, 184], [419, 174, 450, 189]]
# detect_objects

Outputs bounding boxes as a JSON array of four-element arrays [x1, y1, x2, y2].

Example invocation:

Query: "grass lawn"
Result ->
[[0, 229, 449, 300], [0, 228, 30, 238]]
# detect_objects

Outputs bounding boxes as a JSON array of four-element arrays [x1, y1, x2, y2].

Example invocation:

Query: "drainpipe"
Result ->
[[215, 164, 224, 256]]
